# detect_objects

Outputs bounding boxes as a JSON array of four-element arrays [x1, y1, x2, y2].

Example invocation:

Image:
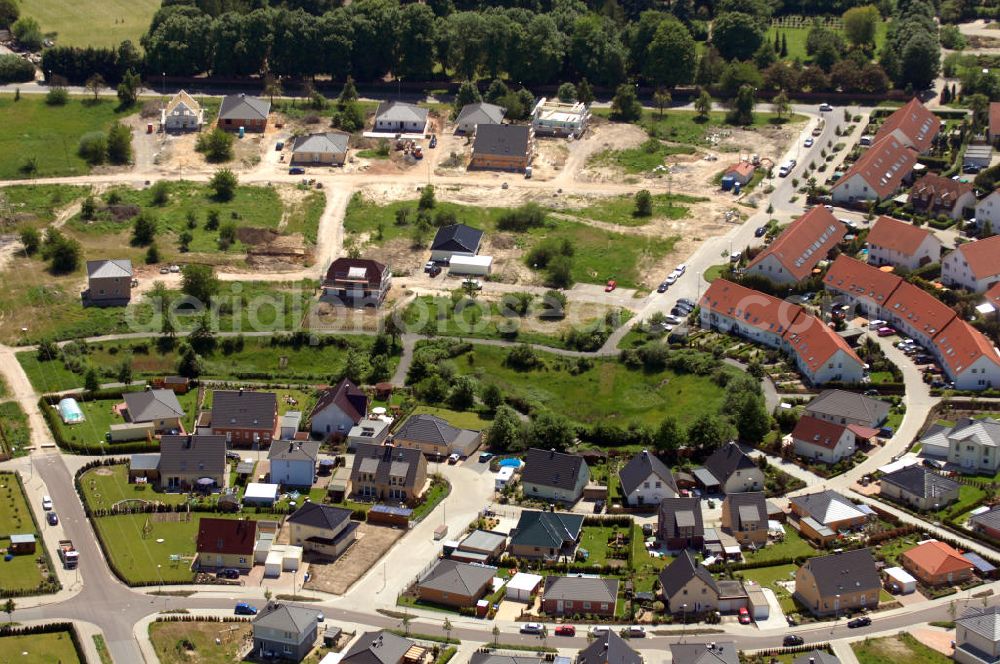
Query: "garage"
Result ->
[[745, 584, 770, 620], [504, 572, 543, 602]]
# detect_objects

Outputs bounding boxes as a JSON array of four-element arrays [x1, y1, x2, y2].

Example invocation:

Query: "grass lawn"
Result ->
[[766, 22, 888, 62], [587, 139, 696, 174], [0, 184, 92, 230], [0, 630, 83, 663], [579, 525, 633, 566], [410, 477, 451, 521], [0, 471, 46, 592], [149, 619, 252, 664], [451, 344, 734, 429], [852, 633, 953, 664], [631, 524, 672, 592], [0, 402, 32, 457], [79, 464, 194, 512], [940, 484, 987, 521], [703, 264, 730, 283], [561, 192, 705, 227], [0, 96, 135, 180], [743, 526, 817, 563], [738, 563, 799, 614], [21, 0, 159, 48], [411, 405, 491, 431], [45, 395, 132, 447]]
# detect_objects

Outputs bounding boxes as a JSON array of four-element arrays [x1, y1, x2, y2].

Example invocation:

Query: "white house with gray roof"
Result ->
[[618, 449, 678, 506], [521, 447, 590, 504], [373, 101, 428, 134], [291, 132, 349, 165], [85, 259, 133, 305], [123, 389, 185, 433], [946, 418, 1000, 473], [455, 102, 506, 134], [252, 602, 321, 661], [268, 440, 320, 487], [955, 607, 1000, 664], [286, 502, 358, 559]]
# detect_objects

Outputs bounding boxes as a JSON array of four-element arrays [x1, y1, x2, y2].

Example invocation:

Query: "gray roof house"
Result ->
[[123, 389, 185, 432], [696, 442, 764, 494], [291, 132, 349, 165], [658, 549, 719, 611], [577, 630, 642, 664], [87, 259, 132, 280], [671, 643, 739, 664], [541, 575, 619, 617], [971, 505, 1000, 539], [455, 102, 506, 134], [657, 497, 704, 550], [509, 510, 584, 560], [311, 378, 368, 439], [721, 491, 768, 547], [252, 601, 321, 661], [794, 548, 881, 617], [393, 413, 482, 458], [880, 465, 960, 511], [373, 101, 429, 134], [286, 502, 358, 559], [430, 224, 484, 261], [792, 652, 840, 664], [268, 440, 321, 487], [85, 259, 133, 305], [469, 124, 533, 172], [946, 418, 1000, 473], [342, 630, 416, 664], [158, 434, 227, 490], [416, 558, 496, 607], [454, 529, 507, 563], [521, 447, 590, 504], [209, 390, 279, 444], [955, 607, 1000, 664], [218, 94, 270, 130], [349, 442, 427, 502], [804, 389, 890, 428], [618, 449, 678, 507]]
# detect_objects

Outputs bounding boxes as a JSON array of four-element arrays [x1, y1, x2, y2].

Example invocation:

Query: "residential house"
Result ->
[[285, 502, 358, 559], [349, 443, 427, 502], [157, 434, 227, 490], [291, 132, 349, 165], [195, 517, 257, 570], [970, 506, 1000, 540], [416, 559, 496, 608], [790, 490, 868, 544], [341, 631, 421, 664], [879, 465, 960, 511], [791, 416, 858, 464], [781, 312, 866, 386], [902, 539, 975, 586], [945, 417, 1000, 473], [373, 101, 428, 134], [823, 255, 905, 319], [793, 548, 881, 616], [617, 449, 678, 507], [430, 224, 483, 263], [696, 442, 765, 494], [874, 98, 941, 153], [943, 236, 1000, 293], [268, 441, 320, 488], [392, 414, 482, 459], [955, 606, 1000, 664], [217, 94, 270, 132], [670, 643, 739, 664], [521, 447, 590, 504], [883, 280, 957, 348], [831, 136, 917, 205], [453, 530, 507, 564], [123, 389, 185, 434], [792, 652, 840, 664], [541, 575, 619, 617], [744, 207, 846, 285], [252, 602, 320, 662], [720, 492, 768, 548], [866, 215, 942, 269], [658, 549, 720, 613], [209, 390, 278, 447], [346, 419, 391, 450], [508, 510, 584, 560], [909, 174, 975, 221], [531, 98, 590, 138], [469, 124, 533, 172], [321, 257, 392, 306], [455, 102, 506, 135], [803, 390, 890, 429], [932, 318, 1000, 391], [975, 189, 1000, 229], [161, 90, 204, 131], [657, 497, 704, 550], [311, 378, 368, 439], [577, 629, 642, 664], [85, 259, 133, 306]]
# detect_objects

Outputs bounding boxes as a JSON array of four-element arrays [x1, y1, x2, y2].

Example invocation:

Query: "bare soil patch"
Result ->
[[303, 522, 404, 595]]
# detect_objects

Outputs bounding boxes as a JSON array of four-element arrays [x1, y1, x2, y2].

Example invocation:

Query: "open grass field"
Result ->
[[149, 620, 253, 664], [0, 630, 83, 663], [0, 471, 46, 592], [0, 96, 135, 180], [411, 405, 492, 431], [344, 196, 679, 289], [0, 185, 92, 231], [561, 192, 705, 227], [21, 0, 159, 48], [79, 464, 195, 512], [591, 109, 806, 148], [450, 345, 734, 429], [852, 633, 952, 664], [0, 402, 32, 457], [743, 527, 816, 563], [588, 140, 696, 174]]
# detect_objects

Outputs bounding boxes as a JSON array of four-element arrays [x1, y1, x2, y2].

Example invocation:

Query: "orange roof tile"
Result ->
[[781, 313, 863, 373], [746, 207, 846, 282], [955, 235, 1000, 281], [699, 279, 804, 335], [791, 415, 850, 450], [867, 215, 935, 257], [902, 540, 974, 576], [874, 98, 941, 153], [833, 136, 918, 200], [987, 282, 1000, 310], [823, 255, 903, 307], [884, 281, 957, 340], [934, 317, 1000, 376], [726, 161, 755, 177]]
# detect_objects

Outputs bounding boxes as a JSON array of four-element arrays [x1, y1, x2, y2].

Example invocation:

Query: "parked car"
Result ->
[[678, 298, 696, 308], [804, 137, 814, 148], [738, 607, 751, 624], [755, 225, 768, 237], [429, 135, 438, 149], [168, 265, 181, 273], [554, 625, 576, 637], [226, 451, 241, 461], [593, 500, 605, 514], [783, 635, 804, 646], [877, 326, 896, 337], [462, 279, 483, 290], [478, 452, 494, 463], [423, 262, 436, 273], [657, 282, 670, 293], [275, 141, 284, 151], [520, 623, 544, 634], [447, 453, 460, 464], [42, 496, 52, 511], [589, 626, 611, 637], [217, 568, 241, 579], [47, 512, 58, 526], [665, 273, 678, 286], [674, 263, 687, 276], [288, 167, 305, 175], [234, 602, 258, 615], [428, 265, 442, 277], [605, 280, 617, 292], [624, 626, 646, 637], [664, 315, 682, 325], [848, 617, 871, 629], [819, 103, 833, 112]]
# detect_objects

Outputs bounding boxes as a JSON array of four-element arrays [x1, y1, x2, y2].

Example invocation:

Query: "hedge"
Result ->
[[0, 55, 35, 84]]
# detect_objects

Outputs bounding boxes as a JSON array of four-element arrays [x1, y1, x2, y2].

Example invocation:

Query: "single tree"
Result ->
[[131, 211, 157, 246], [209, 168, 238, 201], [181, 264, 220, 304], [338, 76, 358, 104], [83, 368, 100, 393], [610, 83, 642, 122], [443, 617, 453, 643], [780, 33, 788, 57], [634, 189, 653, 217], [557, 82, 577, 102], [482, 383, 503, 411], [728, 84, 756, 126], [106, 122, 132, 164], [117, 69, 141, 107], [19, 227, 40, 255], [418, 184, 436, 210], [694, 89, 712, 120], [400, 609, 413, 636], [654, 417, 683, 462], [85, 73, 105, 100], [576, 78, 595, 105], [653, 88, 671, 119], [772, 89, 790, 119], [263, 73, 282, 105], [117, 358, 133, 386], [487, 405, 522, 452], [145, 243, 160, 265], [492, 625, 501, 646]]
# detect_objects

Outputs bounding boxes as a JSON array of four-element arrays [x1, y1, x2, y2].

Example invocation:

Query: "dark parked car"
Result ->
[[288, 167, 305, 175], [218, 568, 241, 580], [234, 602, 257, 615], [783, 635, 804, 646], [593, 500, 605, 514], [755, 225, 768, 237], [657, 282, 669, 293], [677, 298, 696, 308], [428, 265, 442, 277], [848, 617, 871, 629], [47, 512, 58, 526]]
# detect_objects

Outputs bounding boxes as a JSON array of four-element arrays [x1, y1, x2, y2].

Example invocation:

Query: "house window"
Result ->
[[582, 601, 592, 610]]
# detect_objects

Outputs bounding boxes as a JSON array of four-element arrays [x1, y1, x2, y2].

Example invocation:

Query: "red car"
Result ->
[[554, 625, 576, 637], [738, 607, 751, 625], [605, 280, 617, 292], [876, 326, 896, 337]]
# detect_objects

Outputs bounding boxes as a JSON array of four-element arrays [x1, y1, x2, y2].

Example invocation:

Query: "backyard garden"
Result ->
[[0, 472, 57, 595]]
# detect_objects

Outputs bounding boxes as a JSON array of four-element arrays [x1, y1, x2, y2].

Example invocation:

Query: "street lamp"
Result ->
[[681, 603, 687, 642]]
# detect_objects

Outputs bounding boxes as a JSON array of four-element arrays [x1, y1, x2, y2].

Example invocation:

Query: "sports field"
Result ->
[[19, 0, 159, 48]]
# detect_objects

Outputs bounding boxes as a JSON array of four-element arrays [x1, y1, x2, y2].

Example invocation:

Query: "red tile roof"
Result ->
[[781, 313, 863, 373], [196, 518, 257, 556], [903, 540, 973, 576], [955, 236, 1000, 281], [699, 279, 805, 336], [909, 173, 973, 210], [987, 282, 1000, 310], [867, 215, 935, 257], [934, 317, 1000, 376], [792, 415, 849, 450], [726, 161, 754, 177], [833, 136, 917, 200], [745, 207, 846, 282], [990, 102, 1000, 138], [874, 98, 941, 153], [884, 281, 957, 340], [823, 255, 903, 307]]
